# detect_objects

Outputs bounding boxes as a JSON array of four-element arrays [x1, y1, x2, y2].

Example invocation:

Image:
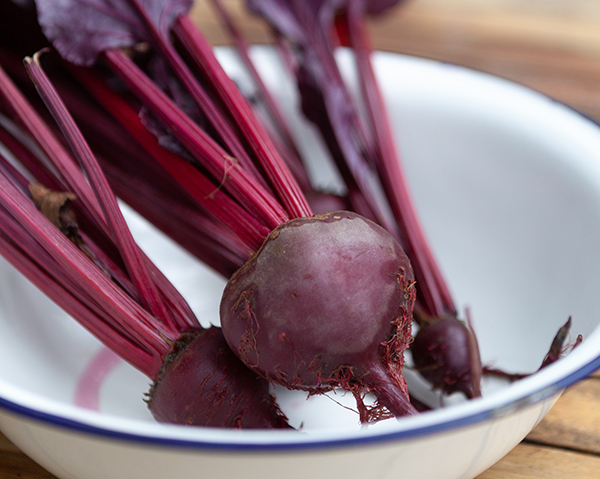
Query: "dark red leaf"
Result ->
[[35, 0, 193, 65], [28, 183, 83, 245]]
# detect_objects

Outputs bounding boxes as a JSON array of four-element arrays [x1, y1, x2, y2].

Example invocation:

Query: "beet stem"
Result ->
[[71, 65, 269, 251], [127, 0, 269, 187], [24, 52, 176, 330], [102, 48, 289, 230], [345, 5, 455, 318], [0, 173, 174, 369], [173, 15, 312, 219], [0, 226, 157, 376], [205, 0, 312, 190], [0, 64, 105, 226]]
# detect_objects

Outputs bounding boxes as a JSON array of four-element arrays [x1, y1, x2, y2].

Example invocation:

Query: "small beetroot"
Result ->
[[411, 316, 481, 398], [220, 211, 418, 420], [148, 328, 290, 428]]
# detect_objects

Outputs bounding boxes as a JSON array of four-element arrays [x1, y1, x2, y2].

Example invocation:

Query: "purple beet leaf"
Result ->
[[35, 0, 193, 66]]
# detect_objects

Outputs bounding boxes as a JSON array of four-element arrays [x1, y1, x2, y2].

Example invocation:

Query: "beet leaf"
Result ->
[[35, 0, 193, 66]]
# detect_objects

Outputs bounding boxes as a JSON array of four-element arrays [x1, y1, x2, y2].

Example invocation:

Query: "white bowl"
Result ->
[[1, 47, 600, 479]]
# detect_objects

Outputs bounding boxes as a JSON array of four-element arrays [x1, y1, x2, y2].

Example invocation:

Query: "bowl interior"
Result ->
[[1, 48, 600, 442]]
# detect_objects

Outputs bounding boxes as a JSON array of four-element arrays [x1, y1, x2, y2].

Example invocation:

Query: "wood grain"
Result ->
[[190, 1, 600, 122], [526, 377, 600, 455], [477, 442, 600, 479], [0, 433, 55, 479]]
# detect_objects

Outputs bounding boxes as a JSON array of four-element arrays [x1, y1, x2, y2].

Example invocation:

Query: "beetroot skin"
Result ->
[[147, 327, 290, 428], [411, 317, 482, 398], [220, 211, 418, 420]]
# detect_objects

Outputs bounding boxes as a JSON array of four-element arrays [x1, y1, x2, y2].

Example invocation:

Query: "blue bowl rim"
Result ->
[[0, 354, 598, 452]]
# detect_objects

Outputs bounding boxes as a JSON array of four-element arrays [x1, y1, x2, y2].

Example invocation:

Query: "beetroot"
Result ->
[[148, 328, 289, 428], [220, 211, 418, 420], [411, 316, 481, 398], [248, 0, 484, 399]]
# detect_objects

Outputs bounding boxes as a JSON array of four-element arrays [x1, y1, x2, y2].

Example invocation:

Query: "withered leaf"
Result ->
[[28, 183, 84, 247]]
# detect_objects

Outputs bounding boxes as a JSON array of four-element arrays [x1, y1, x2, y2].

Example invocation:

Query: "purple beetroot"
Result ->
[[220, 211, 418, 421], [245, 0, 484, 400], [411, 316, 481, 398], [148, 328, 289, 428]]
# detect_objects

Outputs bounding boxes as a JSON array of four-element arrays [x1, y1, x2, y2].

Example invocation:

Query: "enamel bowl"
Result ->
[[1, 48, 600, 479]]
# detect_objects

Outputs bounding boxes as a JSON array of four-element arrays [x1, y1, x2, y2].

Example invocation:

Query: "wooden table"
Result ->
[[3, 0, 600, 477]]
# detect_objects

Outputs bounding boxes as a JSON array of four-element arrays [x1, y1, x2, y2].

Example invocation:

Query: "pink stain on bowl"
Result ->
[[74, 346, 122, 411]]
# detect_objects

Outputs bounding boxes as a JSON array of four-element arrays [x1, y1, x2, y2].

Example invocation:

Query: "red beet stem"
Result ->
[[0, 64, 105, 226], [344, 5, 455, 318], [99, 158, 250, 276], [102, 48, 289, 230], [0, 124, 57, 189], [0, 221, 157, 376], [203, 1, 312, 190], [173, 15, 312, 219], [25, 52, 175, 329], [0, 60, 181, 377], [71, 64, 270, 251], [127, 0, 270, 188], [0, 172, 174, 375], [1, 110, 202, 332]]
